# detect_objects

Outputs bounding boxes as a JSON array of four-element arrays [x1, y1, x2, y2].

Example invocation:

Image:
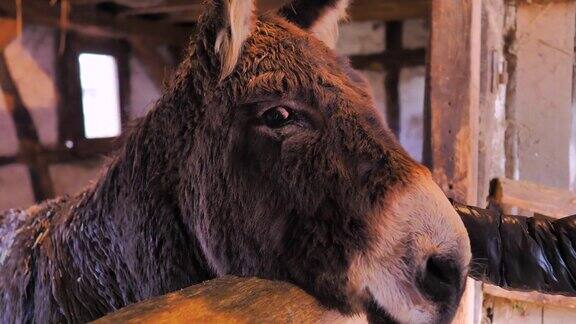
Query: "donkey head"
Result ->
[[176, 1, 471, 323]]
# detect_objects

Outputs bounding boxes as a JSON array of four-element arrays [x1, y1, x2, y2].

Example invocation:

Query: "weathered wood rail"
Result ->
[[490, 178, 576, 218], [93, 276, 364, 323]]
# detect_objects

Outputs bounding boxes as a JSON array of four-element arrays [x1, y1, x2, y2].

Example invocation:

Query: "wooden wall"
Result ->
[[471, 0, 576, 323]]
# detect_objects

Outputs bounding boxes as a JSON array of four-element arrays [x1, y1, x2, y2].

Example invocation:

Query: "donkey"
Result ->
[[0, 0, 471, 323]]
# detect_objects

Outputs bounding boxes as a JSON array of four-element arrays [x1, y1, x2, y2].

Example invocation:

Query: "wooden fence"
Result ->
[[93, 276, 362, 323]]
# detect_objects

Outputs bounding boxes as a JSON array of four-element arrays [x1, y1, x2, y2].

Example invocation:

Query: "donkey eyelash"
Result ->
[[259, 106, 297, 128], [246, 99, 319, 130]]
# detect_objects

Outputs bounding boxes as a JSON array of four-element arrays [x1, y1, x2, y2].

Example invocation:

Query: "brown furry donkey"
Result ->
[[0, 1, 470, 323]]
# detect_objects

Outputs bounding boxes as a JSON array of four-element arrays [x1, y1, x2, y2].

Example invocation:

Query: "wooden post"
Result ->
[[427, 0, 481, 323], [477, 0, 507, 206], [384, 21, 403, 137]]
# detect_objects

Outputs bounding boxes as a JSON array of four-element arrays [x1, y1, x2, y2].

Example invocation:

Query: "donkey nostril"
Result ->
[[426, 256, 454, 285], [417, 255, 462, 303]]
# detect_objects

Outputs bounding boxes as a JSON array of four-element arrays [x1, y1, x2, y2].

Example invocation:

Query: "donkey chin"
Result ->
[[349, 175, 471, 324]]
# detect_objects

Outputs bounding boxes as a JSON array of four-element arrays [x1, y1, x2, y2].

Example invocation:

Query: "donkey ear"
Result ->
[[212, 0, 257, 80], [279, 0, 350, 49]]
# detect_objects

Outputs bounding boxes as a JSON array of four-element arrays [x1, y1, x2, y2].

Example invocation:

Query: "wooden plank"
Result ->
[[488, 296, 544, 324], [490, 178, 576, 218], [0, 53, 55, 202], [349, 48, 426, 71], [78, 0, 290, 13], [93, 276, 356, 323], [349, 0, 428, 21], [120, 4, 203, 17], [427, 1, 482, 323], [485, 285, 576, 309], [542, 305, 576, 324], [0, 151, 100, 168], [72, 0, 427, 22], [0, 0, 427, 38], [476, 0, 507, 206], [0, 1, 190, 45]]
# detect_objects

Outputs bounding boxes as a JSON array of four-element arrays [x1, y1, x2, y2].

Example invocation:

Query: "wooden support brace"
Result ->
[[490, 178, 576, 218], [349, 48, 426, 71], [0, 53, 55, 201]]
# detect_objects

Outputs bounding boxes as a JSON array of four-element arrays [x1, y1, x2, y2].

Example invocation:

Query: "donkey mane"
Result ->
[[0, 40, 219, 321]]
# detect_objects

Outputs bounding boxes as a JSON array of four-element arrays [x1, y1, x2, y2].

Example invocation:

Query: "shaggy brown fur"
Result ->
[[0, 1, 470, 323]]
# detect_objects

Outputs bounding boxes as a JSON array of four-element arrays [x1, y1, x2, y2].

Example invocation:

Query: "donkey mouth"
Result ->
[[364, 295, 399, 324]]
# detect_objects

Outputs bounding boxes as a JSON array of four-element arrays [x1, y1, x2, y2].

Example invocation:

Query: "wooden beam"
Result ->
[[349, 48, 426, 71], [0, 142, 110, 168], [427, 0, 482, 323], [0, 1, 190, 46], [128, 0, 429, 24], [384, 21, 403, 137], [93, 276, 350, 323], [120, 4, 202, 17], [349, 0, 429, 21], [0, 155, 17, 167], [120, 0, 289, 18], [73, 0, 427, 23], [0, 53, 55, 202], [428, 0, 481, 203]]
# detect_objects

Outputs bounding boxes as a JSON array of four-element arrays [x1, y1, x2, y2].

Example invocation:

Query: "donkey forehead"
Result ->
[[236, 16, 369, 102]]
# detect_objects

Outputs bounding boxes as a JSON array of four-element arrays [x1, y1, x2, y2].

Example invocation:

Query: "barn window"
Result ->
[[78, 53, 122, 139], [57, 33, 129, 153]]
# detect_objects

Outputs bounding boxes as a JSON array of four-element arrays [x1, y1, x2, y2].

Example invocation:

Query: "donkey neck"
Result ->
[[58, 101, 213, 314]]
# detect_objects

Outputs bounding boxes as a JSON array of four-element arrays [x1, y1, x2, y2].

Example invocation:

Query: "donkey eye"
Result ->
[[261, 106, 292, 128]]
